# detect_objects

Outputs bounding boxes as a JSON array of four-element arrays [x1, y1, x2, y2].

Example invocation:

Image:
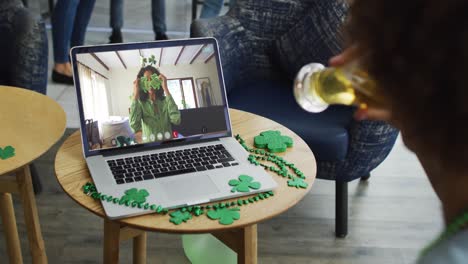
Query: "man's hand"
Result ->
[[329, 47, 392, 123]]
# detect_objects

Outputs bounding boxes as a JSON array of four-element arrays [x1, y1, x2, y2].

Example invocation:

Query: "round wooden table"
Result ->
[[55, 109, 316, 264], [0, 85, 66, 264]]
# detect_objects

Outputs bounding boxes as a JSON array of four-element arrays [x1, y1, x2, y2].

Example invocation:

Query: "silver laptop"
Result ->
[[70, 38, 277, 219]]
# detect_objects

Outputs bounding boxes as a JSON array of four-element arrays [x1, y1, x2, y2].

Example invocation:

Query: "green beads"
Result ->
[[156, 205, 163, 213]]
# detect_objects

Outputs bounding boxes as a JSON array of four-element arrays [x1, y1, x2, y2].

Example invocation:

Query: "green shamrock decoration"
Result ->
[[120, 188, 149, 204], [139, 74, 162, 93], [287, 178, 308, 189], [115, 136, 135, 147], [141, 55, 157, 67], [207, 207, 240, 225], [149, 73, 162, 90], [254, 130, 293, 153], [0, 145, 15, 160], [148, 55, 156, 65], [140, 56, 148, 67], [228, 175, 261, 193], [169, 210, 193, 225]]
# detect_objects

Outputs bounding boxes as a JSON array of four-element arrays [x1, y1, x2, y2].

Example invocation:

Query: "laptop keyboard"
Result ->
[[107, 144, 239, 185]]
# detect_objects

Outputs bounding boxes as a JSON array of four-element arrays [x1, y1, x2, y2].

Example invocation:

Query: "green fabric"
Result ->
[[129, 95, 181, 142]]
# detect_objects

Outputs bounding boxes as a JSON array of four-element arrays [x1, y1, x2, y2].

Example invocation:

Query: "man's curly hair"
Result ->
[[347, 0, 468, 166]]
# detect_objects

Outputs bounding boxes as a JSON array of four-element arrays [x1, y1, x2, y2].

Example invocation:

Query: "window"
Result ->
[[77, 63, 110, 123], [167, 78, 198, 109]]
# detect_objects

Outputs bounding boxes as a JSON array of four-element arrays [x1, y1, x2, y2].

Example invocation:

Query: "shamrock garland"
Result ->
[[82, 182, 274, 226], [229, 175, 261, 193], [207, 207, 240, 225], [0, 145, 15, 160], [254, 130, 293, 153], [236, 134, 308, 190]]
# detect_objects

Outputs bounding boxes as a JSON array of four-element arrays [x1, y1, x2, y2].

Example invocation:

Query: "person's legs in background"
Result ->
[[70, 0, 96, 47], [51, 0, 96, 85], [152, 0, 168, 40], [109, 0, 124, 43], [51, 0, 79, 84]]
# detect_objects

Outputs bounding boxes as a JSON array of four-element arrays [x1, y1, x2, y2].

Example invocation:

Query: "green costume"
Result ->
[[130, 95, 181, 142]]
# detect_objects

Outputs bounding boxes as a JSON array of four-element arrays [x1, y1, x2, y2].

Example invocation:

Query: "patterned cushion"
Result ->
[[0, 0, 48, 94], [274, 0, 348, 79]]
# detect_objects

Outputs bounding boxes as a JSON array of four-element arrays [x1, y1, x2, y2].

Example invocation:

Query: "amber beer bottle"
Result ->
[[293, 62, 383, 113]]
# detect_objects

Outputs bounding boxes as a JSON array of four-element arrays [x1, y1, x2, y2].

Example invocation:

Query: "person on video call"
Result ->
[[130, 65, 181, 143]]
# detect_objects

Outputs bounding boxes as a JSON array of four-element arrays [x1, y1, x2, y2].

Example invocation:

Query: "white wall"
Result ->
[[107, 60, 223, 117]]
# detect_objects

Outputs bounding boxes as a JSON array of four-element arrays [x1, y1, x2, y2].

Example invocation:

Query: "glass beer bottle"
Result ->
[[293, 62, 383, 113]]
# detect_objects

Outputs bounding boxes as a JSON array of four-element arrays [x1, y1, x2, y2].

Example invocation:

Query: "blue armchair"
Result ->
[[191, 0, 399, 237], [0, 0, 49, 194]]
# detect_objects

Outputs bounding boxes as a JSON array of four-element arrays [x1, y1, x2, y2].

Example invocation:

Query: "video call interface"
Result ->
[[75, 43, 228, 151]]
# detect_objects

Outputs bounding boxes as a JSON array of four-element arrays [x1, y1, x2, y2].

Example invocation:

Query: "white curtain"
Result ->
[[78, 63, 110, 129]]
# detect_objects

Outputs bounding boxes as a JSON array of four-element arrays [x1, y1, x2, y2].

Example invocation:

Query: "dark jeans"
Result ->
[[110, 0, 166, 34], [52, 0, 96, 63]]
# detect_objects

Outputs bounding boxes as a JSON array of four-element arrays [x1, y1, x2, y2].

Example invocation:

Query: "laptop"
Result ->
[[70, 37, 277, 219]]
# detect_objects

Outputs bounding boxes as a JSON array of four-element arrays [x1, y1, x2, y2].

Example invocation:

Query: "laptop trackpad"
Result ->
[[161, 175, 219, 201]]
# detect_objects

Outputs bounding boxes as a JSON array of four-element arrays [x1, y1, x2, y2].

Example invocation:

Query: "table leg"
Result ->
[[16, 165, 47, 264], [104, 219, 121, 264], [133, 232, 147, 264], [213, 224, 258, 264], [237, 225, 257, 264], [0, 193, 23, 264]]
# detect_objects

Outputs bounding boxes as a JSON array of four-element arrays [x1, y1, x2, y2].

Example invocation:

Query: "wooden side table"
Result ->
[[0, 86, 66, 264], [54, 109, 316, 264]]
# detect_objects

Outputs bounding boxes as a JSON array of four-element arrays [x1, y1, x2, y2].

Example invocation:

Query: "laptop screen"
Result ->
[[71, 38, 231, 157]]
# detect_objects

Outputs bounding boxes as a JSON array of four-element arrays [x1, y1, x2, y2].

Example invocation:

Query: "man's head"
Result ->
[[347, 0, 468, 168]]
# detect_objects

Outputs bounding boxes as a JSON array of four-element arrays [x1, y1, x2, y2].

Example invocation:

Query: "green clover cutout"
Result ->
[[287, 178, 308, 189], [169, 210, 192, 225], [254, 130, 293, 153], [140, 57, 148, 67], [139, 74, 162, 93], [149, 73, 162, 90], [228, 175, 261, 193], [148, 55, 156, 65], [207, 207, 240, 225], [0, 146, 15, 160], [139, 76, 150, 93], [120, 188, 149, 204]]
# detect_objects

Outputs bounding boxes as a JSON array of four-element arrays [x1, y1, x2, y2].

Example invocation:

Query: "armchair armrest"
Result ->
[[11, 9, 48, 94], [318, 120, 399, 182]]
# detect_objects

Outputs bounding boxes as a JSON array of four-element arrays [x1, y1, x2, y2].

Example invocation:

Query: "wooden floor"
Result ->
[[0, 129, 443, 263], [3, 2, 443, 263]]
